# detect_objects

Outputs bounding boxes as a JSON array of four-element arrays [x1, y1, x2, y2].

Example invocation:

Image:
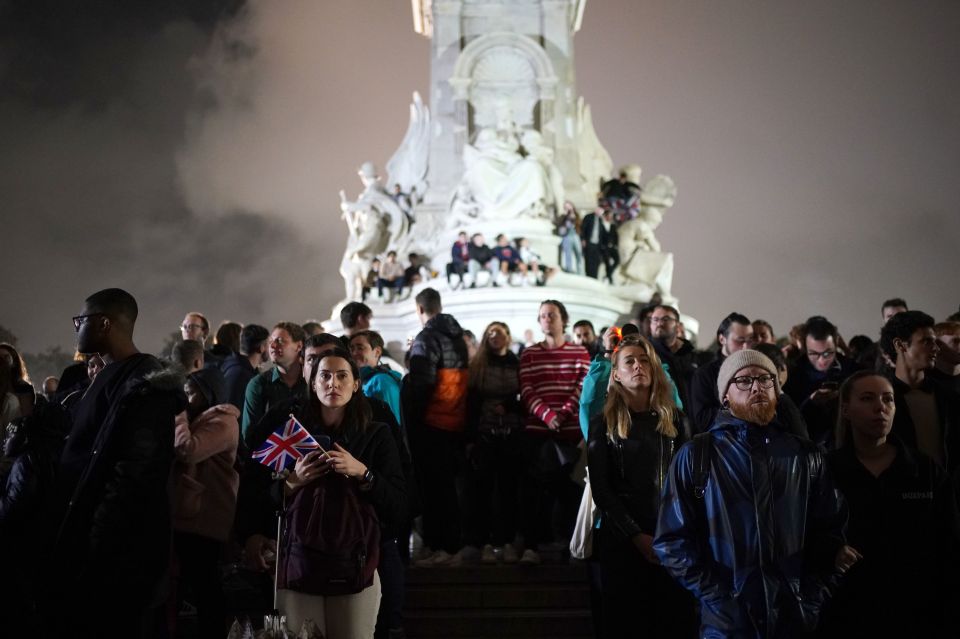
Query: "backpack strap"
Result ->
[[692, 432, 713, 499]]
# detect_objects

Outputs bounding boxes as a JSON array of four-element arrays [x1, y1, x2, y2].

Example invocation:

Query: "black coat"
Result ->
[[588, 410, 684, 539], [823, 438, 960, 636], [889, 374, 960, 473], [51, 354, 186, 607], [688, 355, 723, 435], [221, 353, 258, 412]]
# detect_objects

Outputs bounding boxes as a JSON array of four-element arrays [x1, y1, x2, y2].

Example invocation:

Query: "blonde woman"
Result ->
[[587, 335, 695, 638]]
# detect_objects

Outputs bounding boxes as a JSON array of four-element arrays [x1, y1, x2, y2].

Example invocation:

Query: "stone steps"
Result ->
[[403, 563, 593, 639]]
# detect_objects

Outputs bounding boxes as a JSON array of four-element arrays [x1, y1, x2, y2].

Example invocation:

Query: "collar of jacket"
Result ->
[[838, 432, 920, 480], [888, 371, 936, 395], [709, 409, 788, 436]]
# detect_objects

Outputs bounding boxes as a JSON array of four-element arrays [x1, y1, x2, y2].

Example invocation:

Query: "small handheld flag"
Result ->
[[251, 414, 321, 473]]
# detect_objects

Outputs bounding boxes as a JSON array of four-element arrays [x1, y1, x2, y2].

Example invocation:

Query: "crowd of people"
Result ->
[[1, 287, 959, 638]]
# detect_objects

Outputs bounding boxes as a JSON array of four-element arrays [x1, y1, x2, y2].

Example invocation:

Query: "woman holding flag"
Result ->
[[271, 347, 406, 639]]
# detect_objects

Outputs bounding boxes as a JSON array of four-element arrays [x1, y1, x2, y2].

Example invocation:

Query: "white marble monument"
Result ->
[[329, 0, 697, 347]]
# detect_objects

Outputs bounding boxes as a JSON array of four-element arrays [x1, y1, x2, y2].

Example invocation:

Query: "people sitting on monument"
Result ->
[[493, 234, 527, 286], [448, 230, 470, 289], [404, 252, 433, 291], [516, 237, 546, 286], [599, 167, 642, 222], [467, 232, 499, 288], [377, 251, 406, 302], [362, 257, 380, 302], [558, 203, 584, 275]]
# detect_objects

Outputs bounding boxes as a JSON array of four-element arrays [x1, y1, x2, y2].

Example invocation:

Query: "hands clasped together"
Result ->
[[287, 443, 368, 491]]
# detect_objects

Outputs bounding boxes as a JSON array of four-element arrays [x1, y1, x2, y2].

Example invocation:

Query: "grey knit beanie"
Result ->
[[716, 349, 782, 401]]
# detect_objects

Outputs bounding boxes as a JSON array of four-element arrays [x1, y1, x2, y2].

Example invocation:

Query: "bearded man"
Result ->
[[654, 350, 850, 638]]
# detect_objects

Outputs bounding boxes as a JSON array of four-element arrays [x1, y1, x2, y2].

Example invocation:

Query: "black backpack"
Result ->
[[277, 473, 381, 596]]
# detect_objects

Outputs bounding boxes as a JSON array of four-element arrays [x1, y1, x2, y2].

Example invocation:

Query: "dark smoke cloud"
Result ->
[[0, 0, 326, 354]]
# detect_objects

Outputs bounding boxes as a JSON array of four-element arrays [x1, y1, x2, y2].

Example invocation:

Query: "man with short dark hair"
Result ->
[[50, 288, 187, 637], [221, 323, 269, 411], [341, 301, 372, 335], [688, 312, 754, 434], [931, 321, 960, 396], [404, 288, 469, 564], [881, 298, 909, 324], [572, 319, 601, 358], [467, 233, 499, 288], [301, 320, 325, 337], [783, 316, 858, 444], [655, 350, 847, 638], [649, 304, 698, 407], [240, 322, 307, 441], [882, 311, 960, 471], [171, 339, 204, 374]]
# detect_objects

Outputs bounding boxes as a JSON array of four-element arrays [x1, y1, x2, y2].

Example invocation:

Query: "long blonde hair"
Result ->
[[468, 321, 511, 389], [602, 335, 677, 439]]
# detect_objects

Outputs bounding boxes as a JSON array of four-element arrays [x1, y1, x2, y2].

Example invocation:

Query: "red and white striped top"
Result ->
[[519, 341, 591, 441]]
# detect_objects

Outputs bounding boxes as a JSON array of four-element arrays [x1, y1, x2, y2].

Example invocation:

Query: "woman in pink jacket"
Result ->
[[172, 368, 240, 638]]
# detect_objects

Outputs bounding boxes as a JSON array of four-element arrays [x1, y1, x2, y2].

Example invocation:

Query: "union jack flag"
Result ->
[[251, 414, 321, 473]]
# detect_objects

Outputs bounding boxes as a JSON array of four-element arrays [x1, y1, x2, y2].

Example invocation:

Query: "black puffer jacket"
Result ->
[[404, 313, 469, 432], [588, 409, 684, 539]]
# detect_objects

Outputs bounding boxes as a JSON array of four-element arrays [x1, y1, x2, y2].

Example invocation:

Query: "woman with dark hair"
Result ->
[[213, 321, 243, 357], [587, 335, 696, 638], [277, 348, 405, 638], [464, 321, 523, 563], [821, 370, 960, 637], [0, 343, 34, 418]]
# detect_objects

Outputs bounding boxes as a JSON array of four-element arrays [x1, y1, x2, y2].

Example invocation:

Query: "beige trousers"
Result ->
[[277, 572, 382, 639]]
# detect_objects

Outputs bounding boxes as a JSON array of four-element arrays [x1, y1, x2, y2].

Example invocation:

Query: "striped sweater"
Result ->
[[519, 341, 591, 441]]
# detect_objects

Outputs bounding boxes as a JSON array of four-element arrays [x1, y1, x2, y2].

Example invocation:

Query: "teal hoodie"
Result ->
[[360, 365, 403, 425]]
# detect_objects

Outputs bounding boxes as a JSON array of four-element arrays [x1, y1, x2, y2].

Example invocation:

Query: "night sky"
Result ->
[[2, 0, 958, 356]]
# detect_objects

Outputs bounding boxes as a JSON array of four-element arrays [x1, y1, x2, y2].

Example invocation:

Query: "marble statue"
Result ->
[[338, 162, 411, 299], [617, 174, 677, 297], [576, 97, 614, 198], [385, 91, 430, 200]]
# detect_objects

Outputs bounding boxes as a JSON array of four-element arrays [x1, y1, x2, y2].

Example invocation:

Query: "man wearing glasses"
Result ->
[[655, 349, 848, 638], [49, 288, 187, 637], [783, 316, 857, 445], [648, 304, 698, 408]]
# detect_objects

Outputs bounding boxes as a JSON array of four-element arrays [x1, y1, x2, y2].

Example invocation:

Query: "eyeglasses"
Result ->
[[649, 316, 677, 325], [181, 323, 204, 332], [807, 349, 836, 360], [73, 313, 104, 331], [731, 374, 776, 391]]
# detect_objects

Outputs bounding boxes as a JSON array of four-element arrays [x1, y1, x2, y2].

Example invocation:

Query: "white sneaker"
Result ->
[[480, 544, 497, 564], [416, 549, 453, 567], [519, 549, 541, 565], [502, 543, 520, 564]]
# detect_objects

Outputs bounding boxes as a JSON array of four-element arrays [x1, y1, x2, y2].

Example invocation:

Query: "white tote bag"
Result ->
[[569, 467, 597, 560]]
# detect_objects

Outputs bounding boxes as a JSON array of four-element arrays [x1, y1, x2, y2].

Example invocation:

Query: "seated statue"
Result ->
[[617, 175, 677, 297], [457, 122, 554, 221]]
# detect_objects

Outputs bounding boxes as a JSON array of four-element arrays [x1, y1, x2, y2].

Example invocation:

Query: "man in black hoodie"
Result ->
[[221, 323, 269, 411], [403, 288, 469, 564]]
